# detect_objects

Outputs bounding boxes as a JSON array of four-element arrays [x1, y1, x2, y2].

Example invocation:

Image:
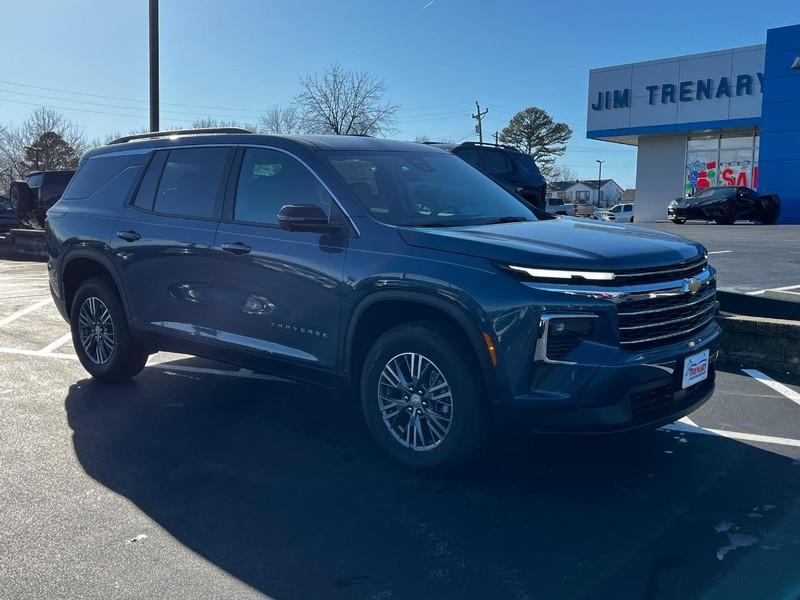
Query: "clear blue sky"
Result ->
[[1, 0, 798, 188]]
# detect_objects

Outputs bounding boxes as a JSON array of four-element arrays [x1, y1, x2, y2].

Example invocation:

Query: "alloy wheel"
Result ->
[[78, 296, 115, 365], [377, 352, 454, 451]]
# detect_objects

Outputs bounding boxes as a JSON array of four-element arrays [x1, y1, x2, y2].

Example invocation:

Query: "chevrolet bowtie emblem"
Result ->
[[683, 277, 702, 295], [792, 56, 800, 70]]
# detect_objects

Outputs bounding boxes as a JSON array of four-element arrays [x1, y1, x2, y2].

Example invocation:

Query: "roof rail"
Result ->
[[457, 141, 518, 151], [108, 127, 253, 145]]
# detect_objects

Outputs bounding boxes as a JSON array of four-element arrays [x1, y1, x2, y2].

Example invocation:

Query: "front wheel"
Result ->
[[70, 277, 149, 382], [670, 218, 686, 224], [360, 322, 488, 470]]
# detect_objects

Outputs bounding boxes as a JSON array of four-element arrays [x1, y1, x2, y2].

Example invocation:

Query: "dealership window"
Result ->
[[685, 130, 759, 196]]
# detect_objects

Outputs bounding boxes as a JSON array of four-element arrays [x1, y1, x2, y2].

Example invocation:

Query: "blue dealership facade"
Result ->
[[587, 23, 800, 223]]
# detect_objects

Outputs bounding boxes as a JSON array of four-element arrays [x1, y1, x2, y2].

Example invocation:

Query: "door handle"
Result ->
[[117, 230, 141, 242], [221, 242, 251, 255]]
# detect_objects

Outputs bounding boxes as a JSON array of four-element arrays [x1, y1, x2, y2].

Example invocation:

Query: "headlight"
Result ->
[[509, 265, 616, 281], [668, 200, 678, 207]]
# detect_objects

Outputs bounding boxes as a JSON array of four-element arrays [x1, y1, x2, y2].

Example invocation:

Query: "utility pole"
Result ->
[[472, 101, 488, 144], [494, 131, 499, 146], [596, 159, 605, 207], [25, 146, 42, 170], [149, 0, 160, 132]]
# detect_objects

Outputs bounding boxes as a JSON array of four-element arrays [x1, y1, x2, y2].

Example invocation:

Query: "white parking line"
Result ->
[[746, 284, 800, 296], [664, 422, 800, 448], [0, 346, 285, 382], [707, 250, 733, 255], [0, 299, 52, 327], [742, 369, 800, 407], [39, 333, 73, 354]]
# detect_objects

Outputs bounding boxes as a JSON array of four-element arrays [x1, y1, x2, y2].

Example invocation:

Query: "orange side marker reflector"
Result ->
[[482, 332, 497, 366]]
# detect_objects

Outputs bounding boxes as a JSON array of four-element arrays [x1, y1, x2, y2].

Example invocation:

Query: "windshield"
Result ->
[[325, 151, 536, 227]]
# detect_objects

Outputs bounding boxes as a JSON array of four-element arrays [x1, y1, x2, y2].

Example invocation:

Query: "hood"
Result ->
[[399, 218, 704, 271]]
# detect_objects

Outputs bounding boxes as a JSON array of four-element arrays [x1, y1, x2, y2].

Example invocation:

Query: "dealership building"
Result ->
[[586, 23, 800, 223]]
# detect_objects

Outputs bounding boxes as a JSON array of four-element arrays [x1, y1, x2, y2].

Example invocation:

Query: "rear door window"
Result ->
[[152, 147, 231, 219]]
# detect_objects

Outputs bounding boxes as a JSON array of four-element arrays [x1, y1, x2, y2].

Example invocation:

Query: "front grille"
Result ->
[[617, 276, 717, 350], [611, 256, 707, 286]]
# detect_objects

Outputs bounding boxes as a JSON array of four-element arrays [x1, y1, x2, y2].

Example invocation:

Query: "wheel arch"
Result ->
[[344, 291, 497, 399], [61, 250, 130, 318]]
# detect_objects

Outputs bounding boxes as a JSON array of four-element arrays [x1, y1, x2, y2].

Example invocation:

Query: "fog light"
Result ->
[[544, 316, 596, 361]]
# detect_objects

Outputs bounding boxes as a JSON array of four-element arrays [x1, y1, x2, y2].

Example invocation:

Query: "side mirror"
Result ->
[[277, 204, 341, 233]]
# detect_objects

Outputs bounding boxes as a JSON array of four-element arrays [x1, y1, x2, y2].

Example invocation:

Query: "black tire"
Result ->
[[670, 218, 686, 224], [70, 277, 148, 382], [360, 322, 488, 471], [714, 217, 735, 225]]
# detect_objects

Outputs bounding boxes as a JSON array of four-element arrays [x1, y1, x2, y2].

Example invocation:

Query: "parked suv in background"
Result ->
[[424, 141, 548, 210], [47, 129, 720, 470], [10, 169, 75, 229]]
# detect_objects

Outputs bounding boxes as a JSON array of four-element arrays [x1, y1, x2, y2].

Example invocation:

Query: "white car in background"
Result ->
[[543, 197, 576, 216], [599, 203, 635, 223]]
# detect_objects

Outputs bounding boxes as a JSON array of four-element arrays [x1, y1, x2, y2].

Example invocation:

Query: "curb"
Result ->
[[718, 312, 800, 375]]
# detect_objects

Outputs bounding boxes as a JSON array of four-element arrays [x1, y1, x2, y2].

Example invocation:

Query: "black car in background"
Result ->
[[668, 186, 780, 225], [9, 170, 75, 229], [424, 141, 548, 210], [0, 195, 21, 231]]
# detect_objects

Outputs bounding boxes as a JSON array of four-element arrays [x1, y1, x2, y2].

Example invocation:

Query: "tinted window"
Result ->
[[64, 155, 143, 200], [132, 152, 168, 211], [454, 148, 478, 167], [479, 150, 511, 175], [234, 148, 331, 225], [624, 205, 632, 212], [326, 151, 536, 227], [26, 174, 44, 188], [153, 148, 230, 218]]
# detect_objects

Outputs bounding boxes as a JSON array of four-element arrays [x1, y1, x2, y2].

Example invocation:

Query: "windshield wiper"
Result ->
[[482, 216, 530, 225]]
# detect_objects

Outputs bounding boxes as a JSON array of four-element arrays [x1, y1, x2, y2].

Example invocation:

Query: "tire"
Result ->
[[714, 217, 735, 225], [360, 322, 488, 471], [70, 277, 148, 382], [670, 218, 686, 224]]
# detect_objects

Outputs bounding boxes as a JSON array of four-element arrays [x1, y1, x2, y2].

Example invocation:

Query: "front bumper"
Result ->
[[502, 320, 720, 433]]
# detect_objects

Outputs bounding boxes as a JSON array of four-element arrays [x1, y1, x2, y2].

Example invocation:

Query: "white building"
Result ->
[[585, 23, 800, 223], [548, 179, 624, 207]]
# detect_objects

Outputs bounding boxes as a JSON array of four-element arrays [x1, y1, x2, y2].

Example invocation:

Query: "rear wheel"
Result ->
[[70, 278, 148, 382], [670, 218, 686, 224], [360, 322, 487, 470]]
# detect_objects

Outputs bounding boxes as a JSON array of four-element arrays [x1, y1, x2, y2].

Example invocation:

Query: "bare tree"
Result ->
[[414, 135, 432, 143], [0, 108, 87, 190], [498, 107, 572, 176], [549, 164, 578, 183], [191, 117, 256, 132], [295, 63, 398, 136], [260, 105, 302, 134]]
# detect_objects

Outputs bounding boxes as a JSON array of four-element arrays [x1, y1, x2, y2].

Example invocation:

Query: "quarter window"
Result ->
[[153, 148, 230, 218], [233, 148, 331, 225]]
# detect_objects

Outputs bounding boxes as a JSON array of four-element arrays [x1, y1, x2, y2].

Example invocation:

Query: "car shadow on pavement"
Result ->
[[65, 358, 800, 600]]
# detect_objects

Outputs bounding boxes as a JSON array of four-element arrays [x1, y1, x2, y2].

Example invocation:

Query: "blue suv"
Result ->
[[46, 129, 720, 470]]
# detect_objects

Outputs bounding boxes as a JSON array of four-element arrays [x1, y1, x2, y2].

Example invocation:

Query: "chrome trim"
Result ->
[[612, 259, 707, 280], [617, 287, 716, 316], [619, 302, 716, 331], [619, 313, 717, 346], [510, 265, 615, 281], [525, 266, 716, 304], [96, 141, 362, 237], [534, 313, 599, 366]]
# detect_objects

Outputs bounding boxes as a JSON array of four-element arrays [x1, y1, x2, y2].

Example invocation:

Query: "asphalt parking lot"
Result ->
[[646, 222, 800, 304], [3, 259, 800, 599]]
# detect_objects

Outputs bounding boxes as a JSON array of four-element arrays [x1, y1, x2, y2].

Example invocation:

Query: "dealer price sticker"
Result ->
[[682, 349, 710, 389]]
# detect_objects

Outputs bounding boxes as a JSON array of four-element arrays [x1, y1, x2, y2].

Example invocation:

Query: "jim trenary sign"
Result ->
[[591, 72, 764, 111]]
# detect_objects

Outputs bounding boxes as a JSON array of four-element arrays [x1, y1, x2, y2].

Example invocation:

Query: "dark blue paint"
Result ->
[[45, 133, 720, 432]]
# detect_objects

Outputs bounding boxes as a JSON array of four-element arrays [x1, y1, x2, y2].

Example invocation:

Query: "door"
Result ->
[[212, 146, 348, 376], [112, 146, 233, 339]]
